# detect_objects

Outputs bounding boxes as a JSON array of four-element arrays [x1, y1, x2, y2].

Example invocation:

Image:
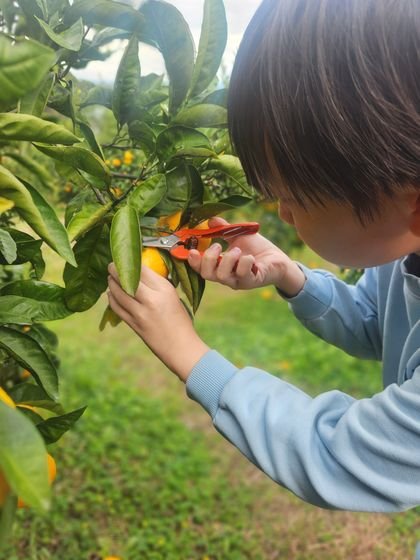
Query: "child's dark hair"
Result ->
[[228, 0, 420, 222]]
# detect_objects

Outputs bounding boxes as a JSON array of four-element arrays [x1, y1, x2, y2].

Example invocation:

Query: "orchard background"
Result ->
[[0, 0, 417, 558]]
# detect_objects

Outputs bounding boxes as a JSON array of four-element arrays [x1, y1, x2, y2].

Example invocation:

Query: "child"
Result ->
[[107, 0, 420, 513]]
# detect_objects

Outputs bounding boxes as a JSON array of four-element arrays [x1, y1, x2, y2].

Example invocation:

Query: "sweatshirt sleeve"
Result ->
[[187, 350, 420, 513], [280, 264, 382, 360]]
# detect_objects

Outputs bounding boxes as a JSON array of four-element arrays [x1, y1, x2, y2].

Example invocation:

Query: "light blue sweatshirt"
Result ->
[[186, 254, 420, 513]]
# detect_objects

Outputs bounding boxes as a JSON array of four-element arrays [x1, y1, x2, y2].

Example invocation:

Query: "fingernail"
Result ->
[[210, 243, 221, 252]]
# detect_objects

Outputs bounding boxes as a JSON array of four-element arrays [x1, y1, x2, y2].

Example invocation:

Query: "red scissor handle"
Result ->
[[174, 222, 260, 242]]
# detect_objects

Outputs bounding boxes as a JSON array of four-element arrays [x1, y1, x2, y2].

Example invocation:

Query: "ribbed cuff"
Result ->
[[186, 350, 238, 419], [277, 263, 334, 321]]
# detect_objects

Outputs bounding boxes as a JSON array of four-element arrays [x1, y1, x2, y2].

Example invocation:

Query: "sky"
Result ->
[[73, 0, 262, 84]]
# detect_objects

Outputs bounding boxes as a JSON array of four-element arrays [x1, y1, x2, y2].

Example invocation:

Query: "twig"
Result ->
[[89, 185, 107, 205], [111, 172, 139, 181], [102, 144, 134, 151]]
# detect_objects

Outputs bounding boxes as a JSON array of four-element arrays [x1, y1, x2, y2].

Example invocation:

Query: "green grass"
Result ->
[[1, 266, 419, 559]]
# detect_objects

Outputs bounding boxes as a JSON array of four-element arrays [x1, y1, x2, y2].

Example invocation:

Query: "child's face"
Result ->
[[277, 190, 420, 268]]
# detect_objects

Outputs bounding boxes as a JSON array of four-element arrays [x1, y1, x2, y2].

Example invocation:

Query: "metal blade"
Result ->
[[142, 234, 180, 249]]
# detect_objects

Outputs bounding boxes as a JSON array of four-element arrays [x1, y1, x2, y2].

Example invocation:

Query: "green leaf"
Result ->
[[0, 35, 56, 110], [3, 152, 55, 191], [33, 144, 111, 185], [110, 205, 141, 296], [9, 384, 65, 415], [0, 327, 58, 400], [64, 224, 112, 312], [171, 259, 193, 307], [35, 16, 84, 51], [0, 113, 80, 144], [128, 121, 156, 157], [189, 0, 227, 98], [188, 195, 253, 227], [206, 155, 254, 195], [128, 174, 167, 217], [180, 165, 205, 226], [89, 27, 130, 50], [36, 406, 86, 445], [0, 168, 76, 265], [21, 178, 76, 265], [20, 324, 58, 360], [139, 0, 195, 114], [187, 265, 205, 313], [202, 88, 228, 107], [0, 402, 50, 512], [0, 229, 17, 264], [113, 35, 141, 128], [66, 198, 112, 242], [80, 85, 112, 110], [76, 120, 105, 160], [0, 493, 17, 547], [156, 126, 213, 161], [19, 72, 55, 117], [0, 230, 44, 275], [0, 281, 73, 322], [64, 0, 144, 32], [171, 259, 204, 313], [149, 163, 192, 217], [173, 104, 227, 128], [17, 407, 44, 425], [99, 305, 122, 330], [47, 81, 75, 122]]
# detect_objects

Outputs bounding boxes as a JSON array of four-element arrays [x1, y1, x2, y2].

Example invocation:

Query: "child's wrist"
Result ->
[[275, 261, 306, 298], [171, 339, 211, 383]]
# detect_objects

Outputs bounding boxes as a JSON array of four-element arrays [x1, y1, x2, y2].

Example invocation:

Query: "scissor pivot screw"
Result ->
[[185, 236, 199, 250], [160, 238, 171, 246]]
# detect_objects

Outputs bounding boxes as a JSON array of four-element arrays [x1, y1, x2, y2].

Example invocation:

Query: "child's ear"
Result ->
[[408, 191, 420, 237]]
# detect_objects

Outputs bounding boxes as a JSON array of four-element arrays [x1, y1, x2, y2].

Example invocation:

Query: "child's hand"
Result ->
[[107, 263, 210, 382], [188, 217, 306, 297]]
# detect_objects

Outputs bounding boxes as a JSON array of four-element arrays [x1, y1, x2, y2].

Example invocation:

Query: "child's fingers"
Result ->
[[216, 247, 242, 281], [139, 264, 172, 291], [187, 250, 202, 273], [108, 275, 137, 313], [108, 262, 120, 283], [235, 254, 257, 278], [200, 243, 223, 279]]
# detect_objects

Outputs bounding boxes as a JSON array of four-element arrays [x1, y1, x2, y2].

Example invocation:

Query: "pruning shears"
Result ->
[[142, 222, 260, 275]]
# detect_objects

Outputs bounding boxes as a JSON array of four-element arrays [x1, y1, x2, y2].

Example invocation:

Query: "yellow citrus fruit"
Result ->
[[193, 220, 212, 252], [142, 248, 169, 278], [123, 151, 134, 165], [157, 210, 182, 233], [17, 454, 56, 509], [21, 369, 31, 380]]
